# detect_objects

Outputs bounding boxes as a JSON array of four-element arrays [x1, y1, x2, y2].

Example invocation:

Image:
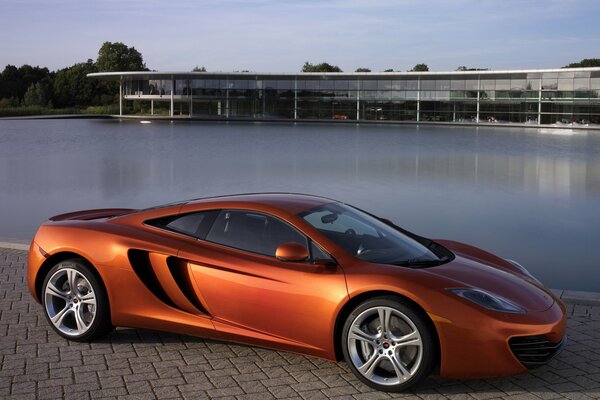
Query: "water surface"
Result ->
[[1, 119, 598, 291]]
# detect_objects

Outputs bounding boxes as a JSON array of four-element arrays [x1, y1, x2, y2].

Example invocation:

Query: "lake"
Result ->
[[0, 119, 598, 291]]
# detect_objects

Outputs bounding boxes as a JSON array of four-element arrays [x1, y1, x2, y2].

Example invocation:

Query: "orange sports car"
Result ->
[[27, 193, 566, 392]]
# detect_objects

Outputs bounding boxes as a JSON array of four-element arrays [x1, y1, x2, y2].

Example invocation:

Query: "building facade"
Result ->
[[89, 68, 600, 126]]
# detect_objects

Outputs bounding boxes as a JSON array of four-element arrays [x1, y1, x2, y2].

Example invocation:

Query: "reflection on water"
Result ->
[[0, 120, 599, 291]]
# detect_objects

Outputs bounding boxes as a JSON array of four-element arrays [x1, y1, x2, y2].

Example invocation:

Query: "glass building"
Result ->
[[89, 68, 600, 126]]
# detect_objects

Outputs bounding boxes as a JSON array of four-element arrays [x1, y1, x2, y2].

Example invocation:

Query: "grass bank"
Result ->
[[0, 105, 118, 118]]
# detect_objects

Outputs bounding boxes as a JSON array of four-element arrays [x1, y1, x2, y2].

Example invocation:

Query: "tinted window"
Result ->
[[147, 211, 218, 239], [299, 203, 439, 264], [310, 241, 333, 262], [206, 210, 307, 257], [166, 213, 208, 236]]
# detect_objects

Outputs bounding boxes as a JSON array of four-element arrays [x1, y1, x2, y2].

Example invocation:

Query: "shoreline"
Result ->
[[1, 113, 599, 131], [2, 241, 598, 305]]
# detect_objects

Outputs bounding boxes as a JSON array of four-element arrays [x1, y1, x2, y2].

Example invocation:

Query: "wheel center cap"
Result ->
[[383, 342, 390, 349]]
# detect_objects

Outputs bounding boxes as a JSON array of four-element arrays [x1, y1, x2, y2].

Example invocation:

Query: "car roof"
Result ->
[[185, 192, 337, 215]]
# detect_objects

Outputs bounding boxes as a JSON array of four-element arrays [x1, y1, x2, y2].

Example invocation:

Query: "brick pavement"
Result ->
[[1, 248, 599, 400]]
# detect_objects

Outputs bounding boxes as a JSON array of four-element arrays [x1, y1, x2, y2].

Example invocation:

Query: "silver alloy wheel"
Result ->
[[347, 306, 423, 386], [44, 267, 97, 336]]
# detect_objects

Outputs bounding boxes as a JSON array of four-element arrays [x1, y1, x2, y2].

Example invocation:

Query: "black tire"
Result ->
[[41, 259, 113, 341], [341, 296, 436, 392]]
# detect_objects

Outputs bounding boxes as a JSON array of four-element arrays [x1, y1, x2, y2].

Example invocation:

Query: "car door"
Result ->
[[177, 209, 348, 356]]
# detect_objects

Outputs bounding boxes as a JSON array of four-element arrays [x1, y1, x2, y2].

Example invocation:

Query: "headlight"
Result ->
[[505, 259, 542, 285], [447, 288, 525, 314]]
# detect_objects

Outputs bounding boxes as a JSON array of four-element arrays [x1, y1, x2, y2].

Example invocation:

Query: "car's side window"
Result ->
[[147, 210, 219, 239], [310, 241, 335, 263], [205, 210, 308, 258]]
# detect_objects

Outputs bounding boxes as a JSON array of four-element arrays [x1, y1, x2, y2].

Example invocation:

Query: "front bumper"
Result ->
[[436, 299, 567, 379]]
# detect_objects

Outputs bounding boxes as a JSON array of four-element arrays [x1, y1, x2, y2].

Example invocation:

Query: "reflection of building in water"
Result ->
[[89, 68, 600, 127], [332, 151, 600, 200]]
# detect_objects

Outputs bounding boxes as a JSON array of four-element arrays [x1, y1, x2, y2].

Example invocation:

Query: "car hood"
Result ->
[[423, 241, 554, 312]]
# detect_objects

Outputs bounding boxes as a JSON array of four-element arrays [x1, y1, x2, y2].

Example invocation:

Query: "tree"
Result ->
[[302, 62, 342, 72], [355, 67, 371, 72], [384, 69, 394, 72], [0, 64, 51, 102], [410, 63, 429, 72], [52, 60, 100, 107], [96, 41, 146, 72], [564, 58, 600, 68], [22, 82, 49, 106], [192, 66, 207, 72]]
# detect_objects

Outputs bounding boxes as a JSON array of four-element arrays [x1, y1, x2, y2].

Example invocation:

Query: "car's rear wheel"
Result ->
[[42, 259, 113, 341], [342, 297, 436, 392]]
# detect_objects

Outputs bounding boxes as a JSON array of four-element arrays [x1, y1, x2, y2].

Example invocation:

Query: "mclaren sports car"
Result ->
[[27, 193, 567, 392]]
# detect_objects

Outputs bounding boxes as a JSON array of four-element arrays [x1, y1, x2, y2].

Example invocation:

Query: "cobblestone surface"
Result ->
[[1, 248, 599, 399]]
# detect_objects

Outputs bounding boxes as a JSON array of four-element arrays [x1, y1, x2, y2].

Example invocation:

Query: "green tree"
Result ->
[[22, 82, 49, 106], [564, 58, 600, 68], [0, 64, 51, 101], [192, 66, 207, 72], [355, 67, 371, 72], [410, 63, 429, 72], [302, 62, 342, 72], [52, 60, 100, 107], [384, 69, 394, 72], [96, 41, 146, 72]]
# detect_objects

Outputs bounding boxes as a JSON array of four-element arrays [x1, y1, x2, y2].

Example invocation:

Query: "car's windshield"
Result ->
[[299, 203, 440, 265]]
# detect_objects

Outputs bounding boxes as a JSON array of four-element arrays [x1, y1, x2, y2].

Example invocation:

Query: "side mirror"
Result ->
[[275, 242, 309, 262]]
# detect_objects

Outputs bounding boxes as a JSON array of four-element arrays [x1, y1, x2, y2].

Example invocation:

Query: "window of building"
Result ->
[[436, 80, 451, 90], [574, 78, 590, 90], [480, 80, 495, 90], [361, 80, 377, 90], [420, 80, 435, 90], [450, 80, 465, 90]]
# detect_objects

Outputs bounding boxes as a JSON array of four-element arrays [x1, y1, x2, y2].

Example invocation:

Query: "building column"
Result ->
[[189, 79, 193, 118], [537, 79, 542, 125], [356, 81, 360, 121], [294, 78, 298, 120], [170, 79, 175, 117], [119, 79, 123, 116], [416, 77, 420, 122], [476, 76, 481, 123], [151, 100, 154, 115], [226, 79, 230, 118], [262, 85, 265, 117]]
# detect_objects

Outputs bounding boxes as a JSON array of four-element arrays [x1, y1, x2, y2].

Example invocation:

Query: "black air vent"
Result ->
[[509, 335, 566, 367], [167, 257, 210, 315], [127, 249, 176, 308]]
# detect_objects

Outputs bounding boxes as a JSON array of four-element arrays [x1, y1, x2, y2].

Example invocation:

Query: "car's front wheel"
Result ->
[[342, 296, 436, 392], [42, 259, 113, 341]]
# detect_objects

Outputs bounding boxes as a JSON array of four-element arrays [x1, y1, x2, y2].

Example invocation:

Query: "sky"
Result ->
[[1, 0, 599, 73]]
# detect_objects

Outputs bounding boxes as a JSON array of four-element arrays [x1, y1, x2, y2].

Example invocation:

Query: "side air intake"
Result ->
[[128, 249, 208, 316], [167, 257, 209, 315], [509, 335, 567, 367], [127, 249, 177, 308]]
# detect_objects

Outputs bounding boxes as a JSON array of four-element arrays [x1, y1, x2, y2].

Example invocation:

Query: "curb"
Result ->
[[1, 242, 598, 306], [0, 241, 29, 251], [551, 289, 600, 307]]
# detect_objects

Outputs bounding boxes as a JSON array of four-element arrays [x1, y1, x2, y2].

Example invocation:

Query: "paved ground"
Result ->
[[1, 248, 599, 400]]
